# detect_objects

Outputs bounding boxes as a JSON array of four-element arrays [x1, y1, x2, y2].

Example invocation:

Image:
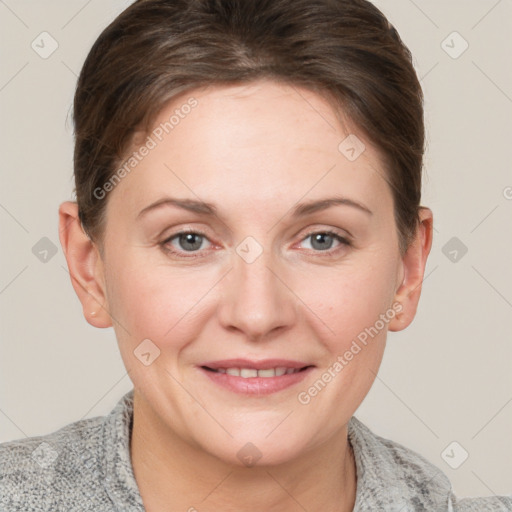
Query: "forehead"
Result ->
[[108, 80, 392, 219]]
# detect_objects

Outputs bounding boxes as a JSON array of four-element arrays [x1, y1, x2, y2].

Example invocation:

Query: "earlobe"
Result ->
[[58, 201, 112, 328], [388, 207, 433, 332]]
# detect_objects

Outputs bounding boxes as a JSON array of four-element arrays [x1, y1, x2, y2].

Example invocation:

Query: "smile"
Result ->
[[198, 360, 314, 395], [202, 366, 307, 377]]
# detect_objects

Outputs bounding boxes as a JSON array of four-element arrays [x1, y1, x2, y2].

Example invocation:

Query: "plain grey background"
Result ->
[[0, 0, 511, 499]]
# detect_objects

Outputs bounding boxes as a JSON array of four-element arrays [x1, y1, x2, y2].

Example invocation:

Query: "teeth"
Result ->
[[257, 368, 276, 378], [240, 368, 258, 378], [212, 367, 301, 378]]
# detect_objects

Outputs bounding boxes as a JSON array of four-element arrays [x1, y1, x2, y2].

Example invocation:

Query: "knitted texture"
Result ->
[[1, 390, 510, 511]]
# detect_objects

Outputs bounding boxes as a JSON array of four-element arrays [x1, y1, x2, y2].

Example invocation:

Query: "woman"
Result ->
[[1, 0, 510, 510]]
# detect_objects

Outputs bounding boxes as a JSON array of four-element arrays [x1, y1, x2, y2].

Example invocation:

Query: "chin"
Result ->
[[197, 428, 311, 469]]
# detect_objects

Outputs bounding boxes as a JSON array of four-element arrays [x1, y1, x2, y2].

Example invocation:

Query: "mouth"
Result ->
[[198, 359, 315, 395], [201, 366, 312, 377]]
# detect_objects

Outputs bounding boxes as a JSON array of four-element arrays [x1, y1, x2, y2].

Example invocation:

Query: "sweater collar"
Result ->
[[102, 389, 144, 511], [348, 415, 452, 510], [102, 389, 451, 511]]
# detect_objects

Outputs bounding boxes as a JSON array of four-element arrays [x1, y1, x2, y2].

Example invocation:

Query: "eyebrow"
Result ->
[[136, 195, 373, 220]]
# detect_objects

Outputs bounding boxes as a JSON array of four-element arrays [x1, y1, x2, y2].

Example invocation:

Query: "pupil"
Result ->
[[312, 233, 332, 251], [177, 233, 334, 252], [180, 233, 202, 251]]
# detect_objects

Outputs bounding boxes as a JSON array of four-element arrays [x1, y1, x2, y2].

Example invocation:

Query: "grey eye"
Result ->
[[302, 232, 339, 251], [176, 233, 205, 251]]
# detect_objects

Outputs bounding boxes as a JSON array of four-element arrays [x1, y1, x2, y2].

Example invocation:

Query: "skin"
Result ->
[[59, 80, 433, 512]]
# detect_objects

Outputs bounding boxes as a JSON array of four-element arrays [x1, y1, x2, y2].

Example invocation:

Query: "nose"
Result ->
[[217, 248, 297, 342]]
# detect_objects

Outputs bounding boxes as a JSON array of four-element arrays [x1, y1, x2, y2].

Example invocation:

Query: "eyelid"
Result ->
[[293, 228, 352, 254], [161, 227, 210, 242], [293, 224, 353, 246], [299, 226, 352, 241], [160, 225, 352, 259], [160, 228, 215, 258]]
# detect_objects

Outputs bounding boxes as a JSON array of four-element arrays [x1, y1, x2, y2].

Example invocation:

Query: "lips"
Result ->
[[201, 358, 311, 371], [198, 359, 314, 395], [205, 367, 303, 378]]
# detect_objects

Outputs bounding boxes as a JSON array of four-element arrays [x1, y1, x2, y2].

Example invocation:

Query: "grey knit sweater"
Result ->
[[1, 390, 510, 511]]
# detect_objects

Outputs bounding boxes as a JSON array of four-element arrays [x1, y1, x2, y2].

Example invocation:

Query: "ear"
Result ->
[[58, 201, 112, 328], [388, 207, 433, 331]]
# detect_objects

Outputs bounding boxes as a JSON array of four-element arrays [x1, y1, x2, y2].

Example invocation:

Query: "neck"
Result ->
[[130, 390, 357, 512]]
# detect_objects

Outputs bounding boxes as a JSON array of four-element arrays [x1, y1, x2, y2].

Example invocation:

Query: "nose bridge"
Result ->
[[217, 243, 296, 340]]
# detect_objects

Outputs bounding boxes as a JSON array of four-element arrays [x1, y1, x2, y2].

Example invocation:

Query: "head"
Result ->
[[59, 0, 433, 466]]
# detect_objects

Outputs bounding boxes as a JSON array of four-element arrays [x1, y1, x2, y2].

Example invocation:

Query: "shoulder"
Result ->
[[0, 415, 112, 512], [452, 496, 512, 511], [348, 416, 512, 511]]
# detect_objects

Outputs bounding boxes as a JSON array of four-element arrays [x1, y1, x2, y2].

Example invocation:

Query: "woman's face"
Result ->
[[94, 80, 413, 465]]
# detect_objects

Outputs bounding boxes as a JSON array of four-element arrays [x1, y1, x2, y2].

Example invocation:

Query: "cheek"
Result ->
[[104, 252, 220, 348], [291, 260, 398, 430], [104, 234, 399, 359], [299, 253, 399, 351]]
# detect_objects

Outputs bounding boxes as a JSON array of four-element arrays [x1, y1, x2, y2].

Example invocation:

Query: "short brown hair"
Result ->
[[73, 0, 424, 254]]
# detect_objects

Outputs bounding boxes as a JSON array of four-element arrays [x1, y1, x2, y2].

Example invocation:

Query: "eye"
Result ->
[[298, 230, 351, 253], [161, 230, 212, 257], [160, 228, 351, 259]]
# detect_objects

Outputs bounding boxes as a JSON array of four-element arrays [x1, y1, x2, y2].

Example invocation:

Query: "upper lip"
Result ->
[[200, 359, 313, 370]]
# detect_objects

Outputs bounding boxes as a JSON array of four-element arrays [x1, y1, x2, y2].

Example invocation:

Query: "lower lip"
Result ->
[[198, 367, 314, 395]]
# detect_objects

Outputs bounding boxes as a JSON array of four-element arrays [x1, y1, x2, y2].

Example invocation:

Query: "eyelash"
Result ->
[[160, 228, 352, 259]]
